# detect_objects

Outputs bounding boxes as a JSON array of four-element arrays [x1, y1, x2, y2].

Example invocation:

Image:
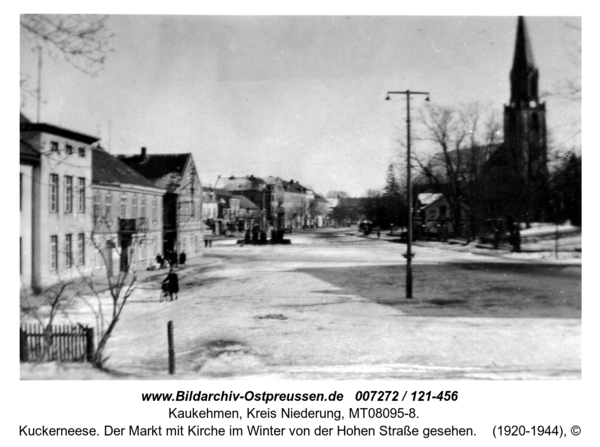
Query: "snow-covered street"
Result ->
[[21, 228, 581, 380]]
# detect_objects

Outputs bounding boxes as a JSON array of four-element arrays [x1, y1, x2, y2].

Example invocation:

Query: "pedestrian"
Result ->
[[179, 251, 186, 267], [208, 238, 213, 248], [204, 238, 209, 248], [156, 253, 163, 269], [162, 268, 179, 301], [493, 228, 500, 249], [512, 226, 521, 253]]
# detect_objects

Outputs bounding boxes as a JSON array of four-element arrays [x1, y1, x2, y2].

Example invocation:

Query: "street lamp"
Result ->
[[385, 90, 430, 299]]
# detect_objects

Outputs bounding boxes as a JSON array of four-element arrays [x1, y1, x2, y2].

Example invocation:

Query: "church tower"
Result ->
[[503, 16, 548, 221]]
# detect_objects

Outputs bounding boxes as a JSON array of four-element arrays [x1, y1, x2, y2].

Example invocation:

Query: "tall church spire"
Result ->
[[503, 15, 548, 223], [510, 16, 539, 105]]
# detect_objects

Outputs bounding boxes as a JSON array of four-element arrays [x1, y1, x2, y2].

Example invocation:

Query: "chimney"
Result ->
[[141, 147, 146, 157]]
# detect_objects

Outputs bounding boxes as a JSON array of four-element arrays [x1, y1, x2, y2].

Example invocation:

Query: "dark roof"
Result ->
[[214, 188, 232, 198], [231, 194, 260, 210], [314, 193, 329, 203], [20, 139, 40, 164], [415, 144, 500, 184], [20, 122, 99, 144], [117, 153, 190, 182], [93, 148, 158, 189], [214, 188, 260, 210]]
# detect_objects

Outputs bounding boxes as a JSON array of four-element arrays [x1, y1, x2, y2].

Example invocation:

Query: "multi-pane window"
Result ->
[[50, 236, 58, 271], [50, 141, 59, 152], [78, 147, 85, 157], [50, 174, 59, 212], [64, 176, 73, 213], [104, 192, 112, 220], [93, 191, 100, 220], [141, 196, 147, 218], [65, 234, 73, 268], [132, 194, 138, 218], [120, 194, 127, 217], [66, 145, 73, 155], [78, 233, 85, 265], [152, 196, 158, 222], [78, 177, 86, 213]]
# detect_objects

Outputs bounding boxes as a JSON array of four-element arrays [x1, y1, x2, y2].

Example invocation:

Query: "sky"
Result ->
[[19, 14, 581, 197]]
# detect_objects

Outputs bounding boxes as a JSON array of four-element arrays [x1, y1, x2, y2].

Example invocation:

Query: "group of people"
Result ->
[[155, 250, 187, 270]]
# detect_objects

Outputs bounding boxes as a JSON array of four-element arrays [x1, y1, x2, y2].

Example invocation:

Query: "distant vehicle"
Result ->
[[479, 218, 511, 247], [358, 220, 373, 236]]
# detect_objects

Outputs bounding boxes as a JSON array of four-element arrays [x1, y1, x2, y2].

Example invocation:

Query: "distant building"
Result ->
[[91, 147, 165, 274], [118, 148, 204, 258], [222, 175, 320, 229], [213, 188, 261, 233], [20, 114, 98, 290]]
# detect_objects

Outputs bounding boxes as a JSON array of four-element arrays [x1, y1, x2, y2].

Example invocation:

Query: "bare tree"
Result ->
[[412, 103, 503, 236], [20, 14, 113, 75], [78, 214, 138, 369]]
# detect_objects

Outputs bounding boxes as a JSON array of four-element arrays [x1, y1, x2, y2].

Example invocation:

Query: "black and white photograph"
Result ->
[[18, 12, 582, 383]]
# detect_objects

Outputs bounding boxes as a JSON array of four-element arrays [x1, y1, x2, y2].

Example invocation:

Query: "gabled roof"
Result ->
[[93, 148, 158, 190], [117, 153, 191, 181]]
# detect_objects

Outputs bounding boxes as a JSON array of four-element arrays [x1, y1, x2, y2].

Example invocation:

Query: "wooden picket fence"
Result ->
[[20, 324, 94, 363]]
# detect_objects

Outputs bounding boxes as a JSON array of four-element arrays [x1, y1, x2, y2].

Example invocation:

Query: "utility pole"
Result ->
[[385, 90, 430, 299]]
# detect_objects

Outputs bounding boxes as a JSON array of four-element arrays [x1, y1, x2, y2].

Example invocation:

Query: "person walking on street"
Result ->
[[162, 269, 179, 301]]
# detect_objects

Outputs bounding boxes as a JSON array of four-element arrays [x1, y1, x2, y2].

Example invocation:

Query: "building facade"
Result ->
[[91, 148, 165, 274], [118, 148, 204, 260], [20, 117, 98, 290]]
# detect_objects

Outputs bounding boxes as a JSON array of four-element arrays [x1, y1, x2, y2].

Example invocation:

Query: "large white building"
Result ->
[[20, 115, 98, 290]]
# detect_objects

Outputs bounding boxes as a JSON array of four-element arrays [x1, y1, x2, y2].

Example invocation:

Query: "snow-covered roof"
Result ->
[[417, 193, 444, 207]]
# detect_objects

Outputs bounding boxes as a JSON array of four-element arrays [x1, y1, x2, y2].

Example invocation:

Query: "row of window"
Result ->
[[50, 141, 86, 157], [50, 233, 85, 271], [93, 191, 159, 221], [50, 175, 86, 214]]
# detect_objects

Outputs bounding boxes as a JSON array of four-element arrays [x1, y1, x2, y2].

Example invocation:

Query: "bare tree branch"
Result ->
[[20, 14, 113, 75]]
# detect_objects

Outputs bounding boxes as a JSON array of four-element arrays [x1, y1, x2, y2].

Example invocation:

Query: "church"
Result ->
[[485, 15, 549, 225], [414, 16, 550, 235]]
